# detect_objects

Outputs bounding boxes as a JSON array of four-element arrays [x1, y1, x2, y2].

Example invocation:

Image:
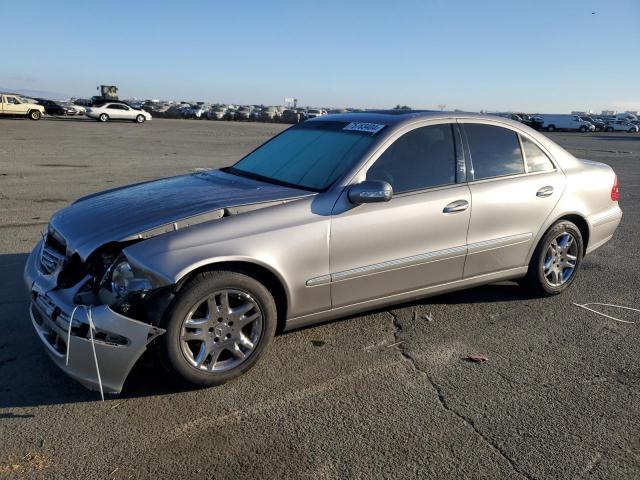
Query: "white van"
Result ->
[[540, 114, 595, 132]]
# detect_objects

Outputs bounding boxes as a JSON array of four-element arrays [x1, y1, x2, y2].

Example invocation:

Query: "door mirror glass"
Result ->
[[348, 180, 393, 204]]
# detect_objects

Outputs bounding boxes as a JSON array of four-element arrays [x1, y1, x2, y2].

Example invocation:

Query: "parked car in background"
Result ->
[[0, 93, 45, 120], [35, 98, 76, 116], [24, 111, 622, 393], [85, 102, 152, 123], [183, 105, 207, 119], [305, 108, 326, 119], [233, 106, 253, 121], [513, 113, 543, 130], [605, 120, 639, 133], [578, 116, 605, 132], [257, 106, 280, 122], [540, 114, 595, 132], [280, 109, 301, 123], [64, 103, 86, 116], [223, 107, 237, 121], [206, 106, 227, 120]]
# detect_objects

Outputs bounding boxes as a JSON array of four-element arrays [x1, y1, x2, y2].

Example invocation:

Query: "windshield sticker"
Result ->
[[343, 122, 386, 134]]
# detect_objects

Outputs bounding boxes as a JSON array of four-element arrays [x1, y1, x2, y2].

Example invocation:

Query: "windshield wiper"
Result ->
[[221, 167, 321, 192]]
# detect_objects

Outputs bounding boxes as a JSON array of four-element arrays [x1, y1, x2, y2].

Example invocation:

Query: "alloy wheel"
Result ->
[[542, 232, 578, 287], [179, 289, 263, 372]]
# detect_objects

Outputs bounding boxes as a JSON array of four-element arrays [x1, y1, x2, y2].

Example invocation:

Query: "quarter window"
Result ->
[[464, 124, 525, 180], [366, 124, 456, 193], [520, 135, 554, 173]]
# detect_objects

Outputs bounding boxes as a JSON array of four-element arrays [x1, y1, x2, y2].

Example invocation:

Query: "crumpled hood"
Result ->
[[50, 170, 312, 260]]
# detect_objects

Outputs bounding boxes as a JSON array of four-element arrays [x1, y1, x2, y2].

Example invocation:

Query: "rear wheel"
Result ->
[[99, 113, 109, 122], [579, 126, 588, 133], [158, 270, 277, 387], [547, 125, 555, 132], [521, 220, 583, 296], [606, 126, 614, 132], [29, 110, 41, 121]]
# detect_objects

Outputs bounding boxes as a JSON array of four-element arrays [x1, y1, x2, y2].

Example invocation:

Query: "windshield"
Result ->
[[228, 121, 381, 191]]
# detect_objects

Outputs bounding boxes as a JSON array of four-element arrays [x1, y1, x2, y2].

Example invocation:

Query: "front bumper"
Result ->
[[24, 241, 165, 394]]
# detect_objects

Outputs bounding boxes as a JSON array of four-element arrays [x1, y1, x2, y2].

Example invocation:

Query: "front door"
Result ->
[[330, 122, 471, 307], [3, 95, 24, 114], [460, 121, 565, 278]]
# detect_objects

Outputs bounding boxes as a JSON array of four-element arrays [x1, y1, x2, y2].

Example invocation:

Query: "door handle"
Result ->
[[536, 186, 554, 198], [443, 200, 469, 214]]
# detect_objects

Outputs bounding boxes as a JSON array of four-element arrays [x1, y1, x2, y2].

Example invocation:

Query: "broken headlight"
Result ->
[[109, 257, 153, 298]]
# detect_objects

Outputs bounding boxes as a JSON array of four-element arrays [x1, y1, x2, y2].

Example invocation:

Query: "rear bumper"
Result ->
[[586, 206, 623, 255], [24, 242, 164, 394]]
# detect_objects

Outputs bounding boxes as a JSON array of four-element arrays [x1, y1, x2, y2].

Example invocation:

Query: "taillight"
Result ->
[[611, 175, 619, 201]]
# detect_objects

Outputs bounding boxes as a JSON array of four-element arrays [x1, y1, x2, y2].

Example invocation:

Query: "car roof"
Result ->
[[307, 109, 519, 128]]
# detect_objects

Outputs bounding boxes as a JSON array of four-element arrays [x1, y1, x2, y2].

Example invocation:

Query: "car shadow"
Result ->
[[0, 251, 531, 409]]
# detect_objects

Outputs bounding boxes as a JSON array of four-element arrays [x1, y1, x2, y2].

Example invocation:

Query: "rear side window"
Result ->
[[520, 135, 554, 173], [367, 124, 456, 193], [465, 124, 524, 180]]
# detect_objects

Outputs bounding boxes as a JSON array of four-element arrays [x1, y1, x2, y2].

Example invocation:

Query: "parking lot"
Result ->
[[1, 117, 639, 479]]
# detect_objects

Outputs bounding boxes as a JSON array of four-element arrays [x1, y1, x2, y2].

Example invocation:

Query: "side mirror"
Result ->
[[348, 180, 393, 204]]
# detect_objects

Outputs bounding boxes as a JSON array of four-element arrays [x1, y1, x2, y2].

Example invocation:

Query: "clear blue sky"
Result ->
[[2, 0, 639, 112]]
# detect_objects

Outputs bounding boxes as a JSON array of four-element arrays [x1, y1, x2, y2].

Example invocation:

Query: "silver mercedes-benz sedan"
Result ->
[[24, 111, 622, 393]]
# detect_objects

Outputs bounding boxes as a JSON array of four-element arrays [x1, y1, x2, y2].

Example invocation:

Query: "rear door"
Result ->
[[329, 122, 471, 307], [460, 121, 565, 278]]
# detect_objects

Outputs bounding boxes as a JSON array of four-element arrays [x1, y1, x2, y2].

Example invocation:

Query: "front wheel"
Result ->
[[99, 113, 109, 122], [158, 270, 277, 387], [135, 114, 146, 123], [579, 126, 588, 133], [521, 220, 583, 296], [29, 110, 42, 121]]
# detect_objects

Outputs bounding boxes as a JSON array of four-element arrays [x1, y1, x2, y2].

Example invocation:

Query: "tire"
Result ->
[[606, 127, 614, 132], [521, 220, 583, 296], [579, 126, 587, 133], [29, 110, 41, 121], [547, 125, 555, 132], [135, 114, 145, 123], [99, 113, 109, 122], [158, 269, 277, 387]]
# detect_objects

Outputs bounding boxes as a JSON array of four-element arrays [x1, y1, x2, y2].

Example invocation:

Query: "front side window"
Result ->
[[6, 96, 19, 104], [520, 135, 554, 173], [464, 124, 524, 180], [367, 124, 456, 193], [228, 121, 380, 191]]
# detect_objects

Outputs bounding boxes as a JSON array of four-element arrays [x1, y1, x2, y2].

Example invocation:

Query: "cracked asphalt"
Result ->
[[1, 118, 638, 479]]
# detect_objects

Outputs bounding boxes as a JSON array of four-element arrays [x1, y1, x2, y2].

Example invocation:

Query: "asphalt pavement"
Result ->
[[1, 118, 638, 479]]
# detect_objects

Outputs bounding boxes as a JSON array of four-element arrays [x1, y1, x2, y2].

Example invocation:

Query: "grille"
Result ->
[[40, 243, 66, 275]]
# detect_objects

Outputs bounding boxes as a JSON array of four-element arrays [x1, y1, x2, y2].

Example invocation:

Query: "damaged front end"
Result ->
[[24, 228, 168, 394]]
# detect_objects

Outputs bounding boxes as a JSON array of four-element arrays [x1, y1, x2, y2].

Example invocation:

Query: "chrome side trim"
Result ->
[[330, 245, 467, 283], [307, 233, 533, 287], [466, 232, 533, 254], [591, 209, 622, 227], [305, 275, 331, 287]]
